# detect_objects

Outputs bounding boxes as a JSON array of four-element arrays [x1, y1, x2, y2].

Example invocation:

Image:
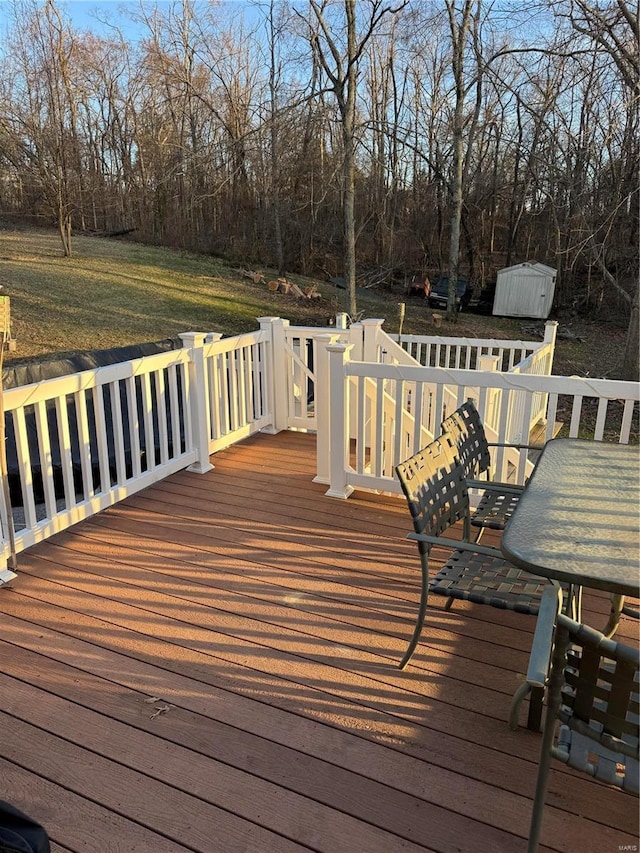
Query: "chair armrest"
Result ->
[[406, 532, 506, 560], [466, 478, 524, 494], [525, 585, 563, 688], [487, 441, 542, 452]]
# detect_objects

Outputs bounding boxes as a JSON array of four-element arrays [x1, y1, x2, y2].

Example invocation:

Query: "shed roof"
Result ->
[[498, 262, 556, 277]]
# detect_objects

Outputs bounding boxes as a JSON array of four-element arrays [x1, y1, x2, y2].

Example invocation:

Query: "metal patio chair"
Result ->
[[445, 400, 630, 641], [441, 400, 539, 539], [395, 434, 554, 729], [527, 593, 639, 852]]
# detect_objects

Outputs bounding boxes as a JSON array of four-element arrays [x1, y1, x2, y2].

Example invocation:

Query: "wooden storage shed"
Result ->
[[493, 262, 556, 319]]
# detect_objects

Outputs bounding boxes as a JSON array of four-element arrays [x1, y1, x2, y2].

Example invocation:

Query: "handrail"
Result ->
[[322, 348, 639, 498], [0, 315, 635, 568]]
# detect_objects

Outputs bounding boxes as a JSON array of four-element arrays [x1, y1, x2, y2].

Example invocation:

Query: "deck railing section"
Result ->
[[313, 320, 557, 493], [0, 347, 196, 560], [391, 332, 543, 371], [391, 324, 557, 437], [319, 344, 639, 499], [200, 328, 272, 453], [0, 327, 278, 566], [0, 314, 635, 566], [279, 319, 351, 431]]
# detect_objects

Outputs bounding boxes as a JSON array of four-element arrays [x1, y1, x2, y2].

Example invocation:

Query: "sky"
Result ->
[[63, 0, 257, 39], [64, 1, 146, 37], [0, 0, 255, 44]]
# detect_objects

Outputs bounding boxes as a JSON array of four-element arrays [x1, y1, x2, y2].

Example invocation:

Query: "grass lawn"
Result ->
[[0, 226, 628, 380]]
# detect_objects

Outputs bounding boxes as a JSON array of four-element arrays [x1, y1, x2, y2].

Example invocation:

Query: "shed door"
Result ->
[[507, 273, 548, 317]]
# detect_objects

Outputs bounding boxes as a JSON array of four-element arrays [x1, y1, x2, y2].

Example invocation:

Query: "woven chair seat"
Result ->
[[553, 725, 639, 793], [430, 550, 546, 614], [471, 488, 520, 530]]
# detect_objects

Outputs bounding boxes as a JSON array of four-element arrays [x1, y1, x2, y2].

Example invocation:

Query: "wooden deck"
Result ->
[[0, 431, 637, 853]]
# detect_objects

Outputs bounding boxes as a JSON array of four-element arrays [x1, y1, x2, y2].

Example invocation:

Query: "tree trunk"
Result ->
[[445, 0, 479, 320], [621, 278, 639, 381], [59, 210, 72, 257], [343, 114, 357, 318], [447, 117, 463, 319]]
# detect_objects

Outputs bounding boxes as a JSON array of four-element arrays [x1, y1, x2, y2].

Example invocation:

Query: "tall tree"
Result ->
[[443, 0, 483, 318], [264, 0, 288, 275], [3, 0, 82, 255], [300, 0, 406, 317]]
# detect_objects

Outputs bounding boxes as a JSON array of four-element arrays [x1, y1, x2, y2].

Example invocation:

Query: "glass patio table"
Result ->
[[501, 438, 640, 635]]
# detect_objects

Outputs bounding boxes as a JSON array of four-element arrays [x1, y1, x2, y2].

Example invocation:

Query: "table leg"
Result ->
[[602, 593, 625, 639]]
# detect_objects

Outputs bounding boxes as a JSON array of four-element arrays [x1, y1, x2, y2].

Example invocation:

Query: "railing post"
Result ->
[[0, 499, 16, 579], [258, 317, 289, 434], [361, 318, 385, 362], [543, 320, 558, 347], [313, 333, 341, 485], [478, 354, 501, 435], [531, 321, 559, 430], [325, 343, 354, 499], [543, 320, 558, 374], [347, 322, 364, 360], [179, 332, 214, 474]]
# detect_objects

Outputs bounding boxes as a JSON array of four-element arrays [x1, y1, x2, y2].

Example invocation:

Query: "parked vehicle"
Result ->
[[428, 276, 473, 311]]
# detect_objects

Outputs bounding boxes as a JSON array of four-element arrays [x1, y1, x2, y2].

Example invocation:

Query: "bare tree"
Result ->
[[298, 0, 406, 317], [263, 0, 288, 275], [443, 0, 483, 318], [3, 0, 83, 255]]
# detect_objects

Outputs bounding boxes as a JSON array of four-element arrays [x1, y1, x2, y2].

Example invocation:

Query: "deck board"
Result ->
[[0, 431, 637, 852]]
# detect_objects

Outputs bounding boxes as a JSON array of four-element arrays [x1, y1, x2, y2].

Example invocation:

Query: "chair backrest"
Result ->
[[395, 434, 469, 540], [554, 613, 639, 792], [441, 400, 491, 480]]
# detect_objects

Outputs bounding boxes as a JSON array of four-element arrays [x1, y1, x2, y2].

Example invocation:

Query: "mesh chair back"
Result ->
[[441, 400, 491, 479], [555, 613, 639, 791], [528, 613, 639, 851], [395, 434, 469, 541]]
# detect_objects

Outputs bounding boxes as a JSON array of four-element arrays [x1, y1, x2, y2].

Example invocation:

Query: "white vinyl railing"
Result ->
[[1, 347, 197, 558], [200, 328, 272, 453], [392, 333, 544, 371], [0, 328, 276, 566], [280, 319, 557, 435], [0, 314, 635, 568], [317, 344, 640, 499]]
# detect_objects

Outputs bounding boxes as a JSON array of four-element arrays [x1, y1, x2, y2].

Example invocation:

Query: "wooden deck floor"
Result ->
[[0, 431, 637, 853]]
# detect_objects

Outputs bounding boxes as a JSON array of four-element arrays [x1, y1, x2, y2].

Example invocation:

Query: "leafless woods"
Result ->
[[0, 0, 637, 374]]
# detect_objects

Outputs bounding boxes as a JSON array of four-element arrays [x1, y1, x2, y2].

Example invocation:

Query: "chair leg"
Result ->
[[472, 525, 485, 544], [508, 682, 531, 731], [603, 593, 624, 638], [508, 683, 545, 733], [399, 556, 429, 670], [528, 625, 570, 852], [527, 686, 545, 732]]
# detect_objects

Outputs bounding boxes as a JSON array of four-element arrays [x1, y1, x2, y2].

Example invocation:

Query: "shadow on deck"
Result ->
[[0, 431, 637, 852]]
